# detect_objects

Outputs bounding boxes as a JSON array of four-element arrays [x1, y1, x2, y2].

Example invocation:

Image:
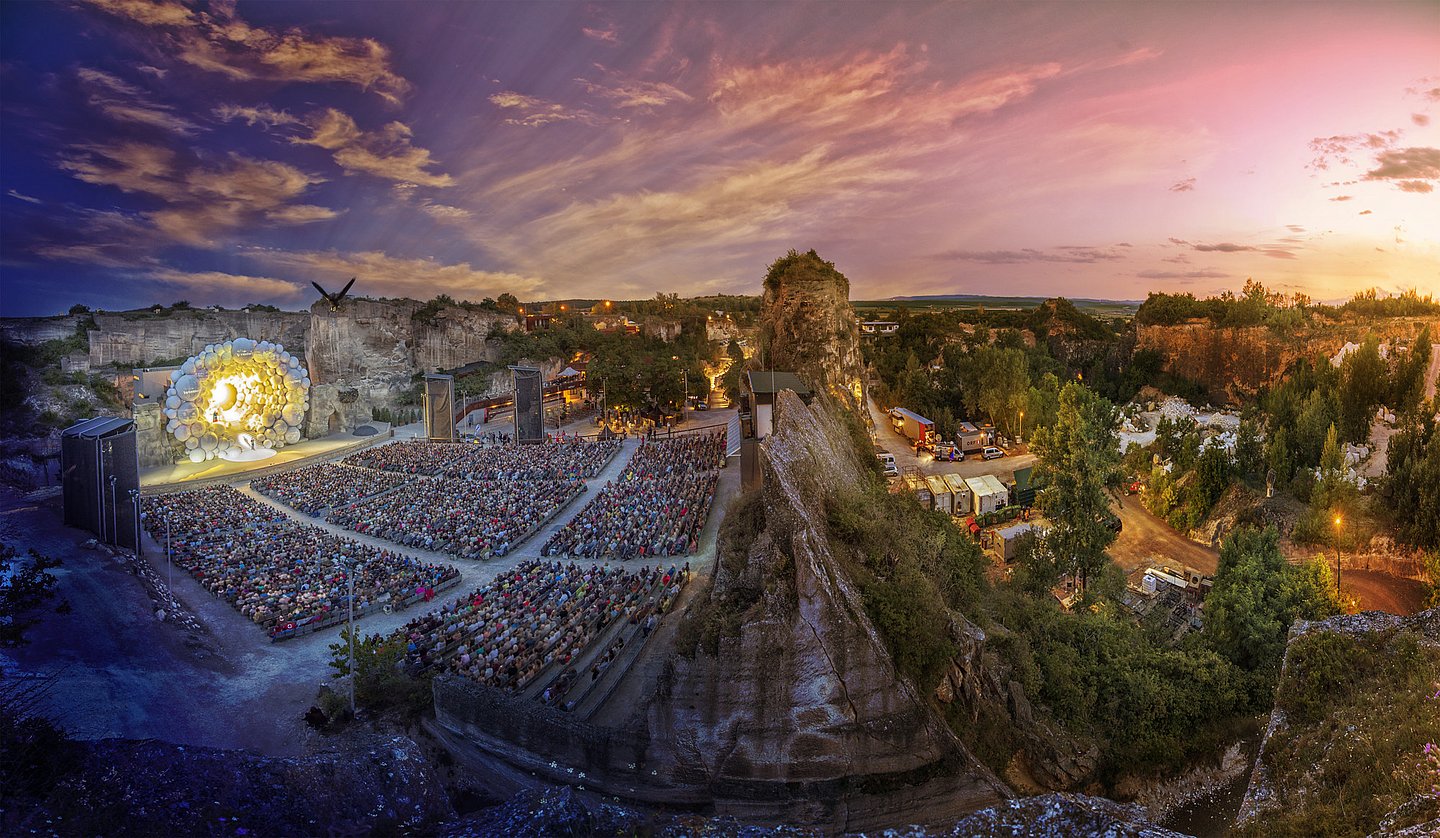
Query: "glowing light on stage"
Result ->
[[162, 338, 310, 463]]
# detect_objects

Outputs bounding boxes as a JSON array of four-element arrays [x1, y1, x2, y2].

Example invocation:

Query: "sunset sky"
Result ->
[[1, 0, 1437, 316]]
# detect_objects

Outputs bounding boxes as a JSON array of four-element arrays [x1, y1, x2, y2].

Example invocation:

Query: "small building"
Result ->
[[1007, 465, 1037, 507], [859, 320, 899, 336], [925, 474, 953, 515], [941, 473, 972, 514], [995, 520, 1047, 561], [745, 371, 813, 440], [964, 474, 1010, 516]]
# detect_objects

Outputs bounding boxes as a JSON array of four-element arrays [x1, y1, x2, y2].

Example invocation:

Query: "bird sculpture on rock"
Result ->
[[312, 277, 356, 311]]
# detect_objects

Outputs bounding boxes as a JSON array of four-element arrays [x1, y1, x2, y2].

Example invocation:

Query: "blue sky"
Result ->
[[1, 0, 1437, 316]]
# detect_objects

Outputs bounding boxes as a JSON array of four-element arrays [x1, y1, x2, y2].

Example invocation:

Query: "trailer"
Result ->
[[925, 474, 953, 515], [942, 473, 972, 515], [963, 474, 1010, 516], [891, 407, 936, 449]]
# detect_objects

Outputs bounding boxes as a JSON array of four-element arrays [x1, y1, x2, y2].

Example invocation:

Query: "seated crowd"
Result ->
[[540, 432, 725, 560], [141, 486, 459, 638], [391, 560, 688, 702], [444, 438, 622, 482], [251, 463, 404, 516], [344, 441, 479, 475], [327, 475, 582, 560]]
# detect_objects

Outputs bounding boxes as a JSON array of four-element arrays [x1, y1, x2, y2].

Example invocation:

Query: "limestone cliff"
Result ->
[[86, 309, 308, 367], [644, 390, 1009, 831], [757, 250, 866, 412]]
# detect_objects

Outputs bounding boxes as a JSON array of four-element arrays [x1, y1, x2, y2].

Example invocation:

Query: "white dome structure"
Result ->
[[162, 338, 309, 462]]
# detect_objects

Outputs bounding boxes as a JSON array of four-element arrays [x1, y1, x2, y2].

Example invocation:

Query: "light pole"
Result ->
[[109, 474, 118, 548], [1018, 410, 1024, 445], [127, 488, 141, 556], [681, 371, 688, 425], [335, 557, 357, 716], [1333, 515, 1343, 600]]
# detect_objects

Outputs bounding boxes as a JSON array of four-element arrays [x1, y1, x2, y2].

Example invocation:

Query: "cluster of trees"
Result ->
[[1384, 412, 1440, 551], [1135, 279, 1312, 328]]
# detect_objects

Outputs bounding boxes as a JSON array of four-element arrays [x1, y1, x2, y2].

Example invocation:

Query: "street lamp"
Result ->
[[335, 557, 358, 716], [1333, 515, 1343, 597], [127, 488, 141, 556], [1018, 410, 1024, 445]]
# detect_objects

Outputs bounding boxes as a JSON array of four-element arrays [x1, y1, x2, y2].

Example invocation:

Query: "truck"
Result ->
[[890, 407, 936, 450]]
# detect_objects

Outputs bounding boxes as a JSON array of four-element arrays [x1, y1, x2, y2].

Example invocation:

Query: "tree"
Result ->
[[0, 543, 68, 648], [1266, 424, 1294, 485], [1384, 412, 1440, 549], [1194, 443, 1234, 512], [1030, 382, 1121, 595], [1234, 419, 1264, 479], [1205, 526, 1340, 688], [1389, 326, 1432, 414], [1338, 335, 1388, 443]]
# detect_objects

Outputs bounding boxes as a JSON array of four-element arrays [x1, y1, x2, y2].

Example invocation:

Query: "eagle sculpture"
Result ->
[[312, 277, 356, 311]]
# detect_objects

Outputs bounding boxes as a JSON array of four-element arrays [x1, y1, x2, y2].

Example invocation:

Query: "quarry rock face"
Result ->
[[1136, 315, 1440, 405], [757, 250, 867, 412], [644, 390, 1009, 831], [86, 309, 309, 368]]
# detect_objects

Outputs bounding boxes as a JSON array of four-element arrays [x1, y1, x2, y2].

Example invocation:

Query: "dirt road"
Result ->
[[866, 396, 1037, 481], [1110, 493, 1219, 575]]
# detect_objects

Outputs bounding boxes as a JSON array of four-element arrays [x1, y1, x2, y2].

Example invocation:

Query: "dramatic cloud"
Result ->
[[420, 203, 473, 221], [219, 106, 454, 186], [77, 67, 201, 135], [247, 248, 547, 300], [576, 76, 693, 109], [1363, 146, 1440, 186], [213, 104, 303, 130], [1414, 113, 1431, 126], [6, 190, 43, 205], [1396, 180, 1434, 193], [57, 142, 329, 245], [146, 268, 305, 301], [1308, 129, 1400, 170], [933, 247, 1127, 264], [81, 0, 411, 104], [1191, 242, 1255, 252], [1170, 177, 1196, 192], [1136, 269, 1230, 279], [489, 91, 601, 126], [265, 204, 343, 224]]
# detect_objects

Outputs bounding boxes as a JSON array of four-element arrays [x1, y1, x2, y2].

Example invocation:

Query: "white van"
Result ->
[[876, 451, 899, 477]]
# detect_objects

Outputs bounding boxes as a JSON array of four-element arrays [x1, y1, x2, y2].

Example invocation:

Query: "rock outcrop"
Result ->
[[641, 389, 1009, 831], [86, 309, 309, 368], [757, 250, 867, 412], [4, 734, 454, 836]]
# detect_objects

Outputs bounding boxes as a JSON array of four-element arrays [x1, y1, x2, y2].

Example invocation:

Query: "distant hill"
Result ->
[[853, 294, 1140, 318]]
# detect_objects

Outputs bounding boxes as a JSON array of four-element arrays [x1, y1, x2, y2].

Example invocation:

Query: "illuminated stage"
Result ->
[[140, 422, 404, 489], [163, 338, 309, 464]]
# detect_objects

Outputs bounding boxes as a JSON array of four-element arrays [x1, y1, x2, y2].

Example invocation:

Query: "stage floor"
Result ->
[[140, 422, 406, 490]]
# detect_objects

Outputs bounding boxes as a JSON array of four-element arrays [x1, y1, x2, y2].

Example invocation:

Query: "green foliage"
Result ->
[[823, 480, 988, 693], [1234, 419, 1264, 479], [989, 588, 1247, 777], [1340, 287, 1440, 318], [960, 345, 1029, 436], [1338, 335, 1388, 443], [1383, 412, 1440, 549], [676, 490, 769, 657], [1193, 443, 1234, 513], [1135, 280, 1309, 328], [327, 626, 432, 721], [1389, 325, 1432, 414], [1203, 527, 1340, 698], [1030, 382, 1121, 594]]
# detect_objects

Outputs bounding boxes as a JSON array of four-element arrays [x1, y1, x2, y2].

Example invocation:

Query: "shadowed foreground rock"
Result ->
[[3, 734, 454, 836], [447, 787, 1190, 837]]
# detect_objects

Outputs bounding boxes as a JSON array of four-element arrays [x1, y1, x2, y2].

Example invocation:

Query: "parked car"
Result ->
[[694, 401, 709, 411], [982, 446, 1004, 460]]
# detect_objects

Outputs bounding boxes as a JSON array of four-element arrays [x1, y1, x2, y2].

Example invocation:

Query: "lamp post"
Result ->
[[335, 557, 357, 716], [127, 488, 141, 556], [1333, 515, 1343, 600], [1018, 410, 1024, 445], [109, 474, 118, 548]]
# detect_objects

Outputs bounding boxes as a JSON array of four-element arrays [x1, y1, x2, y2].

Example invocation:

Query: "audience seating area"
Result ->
[[327, 476, 583, 560], [540, 432, 724, 560], [250, 463, 404, 515], [141, 486, 460, 641], [391, 559, 689, 710]]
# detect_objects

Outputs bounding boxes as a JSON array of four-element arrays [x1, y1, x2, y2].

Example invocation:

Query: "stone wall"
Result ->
[[304, 383, 372, 438], [87, 310, 308, 368]]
